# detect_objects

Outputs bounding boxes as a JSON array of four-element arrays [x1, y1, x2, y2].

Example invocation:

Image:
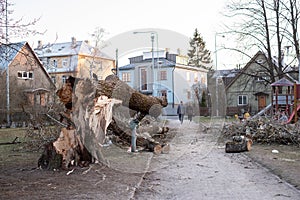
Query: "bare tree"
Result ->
[[223, 0, 300, 82], [0, 0, 42, 43], [86, 27, 109, 80], [282, 0, 300, 80]]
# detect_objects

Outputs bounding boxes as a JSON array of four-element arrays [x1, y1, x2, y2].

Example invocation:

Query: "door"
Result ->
[[140, 68, 148, 91], [258, 95, 266, 111]]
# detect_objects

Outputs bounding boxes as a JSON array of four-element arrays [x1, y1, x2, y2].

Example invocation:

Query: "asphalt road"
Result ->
[[132, 119, 300, 200]]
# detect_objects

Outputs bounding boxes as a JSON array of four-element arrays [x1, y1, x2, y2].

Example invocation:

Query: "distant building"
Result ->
[[34, 37, 115, 88], [219, 51, 297, 116], [118, 50, 208, 115], [0, 42, 56, 126]]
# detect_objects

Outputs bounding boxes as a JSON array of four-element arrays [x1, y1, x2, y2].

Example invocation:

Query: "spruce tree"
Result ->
[[187, 28, 212, 70]]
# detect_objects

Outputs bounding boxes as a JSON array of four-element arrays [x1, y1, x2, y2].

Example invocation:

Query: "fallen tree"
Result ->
[[39, 75, 169, 170], [222, 117, 300, 145]]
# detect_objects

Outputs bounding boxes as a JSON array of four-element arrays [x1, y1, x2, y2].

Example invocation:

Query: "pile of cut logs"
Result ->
[[222, 117, 300, 147], [39, 75, 170, 170]]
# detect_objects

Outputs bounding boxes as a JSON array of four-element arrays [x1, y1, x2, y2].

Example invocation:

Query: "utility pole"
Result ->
[[5, 0, 10, 126], [151, 33, 154, 93]]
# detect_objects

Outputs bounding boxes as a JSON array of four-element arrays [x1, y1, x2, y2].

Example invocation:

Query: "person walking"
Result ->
[[177, 101, 185, 124], [186, 103, 193, 122]]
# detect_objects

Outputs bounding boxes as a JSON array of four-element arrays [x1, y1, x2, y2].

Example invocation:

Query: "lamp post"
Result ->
[[214, 33, 225, 117], [133, 31, 159, 95], [5, 0, 10, 126]]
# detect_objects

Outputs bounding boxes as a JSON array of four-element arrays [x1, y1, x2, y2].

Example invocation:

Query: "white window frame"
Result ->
[[62, 59, 68, 67], [52, 59, 57, 68], [186, 72, 191, 82], [140, 68, 148, 91], [62, 75, 67, 84], [122, 72, 131, 82], [238, 95, 248, 105], [159, 70, 167, 80], [17, 71, 34, 79]]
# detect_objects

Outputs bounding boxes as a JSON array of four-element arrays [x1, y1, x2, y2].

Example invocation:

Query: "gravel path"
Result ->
[[133, 119, 300, 200]]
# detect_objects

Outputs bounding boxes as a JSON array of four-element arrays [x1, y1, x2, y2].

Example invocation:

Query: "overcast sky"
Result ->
[[11, 0, 236, 68]]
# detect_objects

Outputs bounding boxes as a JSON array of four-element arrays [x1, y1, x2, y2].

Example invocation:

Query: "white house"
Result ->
[[118, 50, 208, 115]]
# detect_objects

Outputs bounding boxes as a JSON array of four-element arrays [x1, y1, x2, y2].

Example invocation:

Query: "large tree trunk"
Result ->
[[96, 75, 168, 118], [43, 75, 169, 170]]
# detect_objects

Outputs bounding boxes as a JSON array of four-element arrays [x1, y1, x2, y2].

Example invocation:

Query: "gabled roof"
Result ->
[[271, 77, 294, 86], [34, 40, 113, 60], [225, 51, 265, 90], [0, 41, 55, 88], [225, 51, 297, 90]]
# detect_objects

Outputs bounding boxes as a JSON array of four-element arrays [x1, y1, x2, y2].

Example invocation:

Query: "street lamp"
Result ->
[[5, 0, 10, 126], [214, 33, 225, 117], [133, 31, 159, 94]]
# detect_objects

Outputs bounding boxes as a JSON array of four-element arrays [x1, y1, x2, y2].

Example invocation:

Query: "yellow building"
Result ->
[[34, 37, 115, 88]]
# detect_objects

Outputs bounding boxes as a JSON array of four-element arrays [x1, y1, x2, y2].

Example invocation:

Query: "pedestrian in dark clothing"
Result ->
[[186, 103, 193, 122], [177, 101, 185, 124]]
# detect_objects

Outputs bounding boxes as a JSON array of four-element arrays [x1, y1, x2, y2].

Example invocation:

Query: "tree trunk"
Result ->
[[96, 75, 168, 118], [46, 75, 169, 169]]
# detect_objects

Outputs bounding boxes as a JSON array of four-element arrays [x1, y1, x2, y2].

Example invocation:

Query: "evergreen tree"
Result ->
[[200, 90, 207, 107], [187, 28, 212, 70]]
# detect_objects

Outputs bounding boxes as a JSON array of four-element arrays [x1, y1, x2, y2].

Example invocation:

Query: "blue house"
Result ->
[[118, 50, 208, 115]]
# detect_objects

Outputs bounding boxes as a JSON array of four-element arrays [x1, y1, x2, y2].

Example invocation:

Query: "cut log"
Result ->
[[161, 143, 170, 154], [225, 138, 253, 153]]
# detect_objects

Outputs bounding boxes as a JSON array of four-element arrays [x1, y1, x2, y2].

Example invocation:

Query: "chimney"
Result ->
[[177, 48, 181, 55], [165, 48, 170, 59], [71, 37, 77, 48], [37, 40, 43, 49]]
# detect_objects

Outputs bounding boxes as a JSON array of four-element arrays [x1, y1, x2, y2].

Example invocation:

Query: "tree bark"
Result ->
[[96, 75, 168, 118]]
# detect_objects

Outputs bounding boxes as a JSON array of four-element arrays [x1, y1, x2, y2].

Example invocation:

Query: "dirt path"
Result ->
[[133, 119, 300, 200], [1, 119, 300, 200]]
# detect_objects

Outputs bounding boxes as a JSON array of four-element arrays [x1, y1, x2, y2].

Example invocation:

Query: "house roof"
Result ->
[[225, 51, 298, 90], [0, 41, 56, 89], [270, 77, 294, 86], [119, 57, 209, 73], [34, 40, 113, 60], [0, 41, 26, 70], [211, 69, 240, 78], [119, 58, 176, 70]]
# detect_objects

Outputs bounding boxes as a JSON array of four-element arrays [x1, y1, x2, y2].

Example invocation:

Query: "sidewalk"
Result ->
[[133, 119, 300, 200]]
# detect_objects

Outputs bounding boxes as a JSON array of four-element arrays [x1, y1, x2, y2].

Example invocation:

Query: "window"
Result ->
[[52, 59, 57, 68], [140, 68, 148, 90], [238, 95, 248, 105], [159, 70, 167, 80], [99, 61, 103, 70], [28, 72, 33, 79], [51, 76, 56, 84], [194, 72, 198, 82], [186, 72, 191, 82], [62, 75, 67, 84], [17, 71, 34, 79], [159, 90, 167, 98], [122, 72, 131, 82], [23, 71, 28, 78], [62, 59, 68, 67]]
